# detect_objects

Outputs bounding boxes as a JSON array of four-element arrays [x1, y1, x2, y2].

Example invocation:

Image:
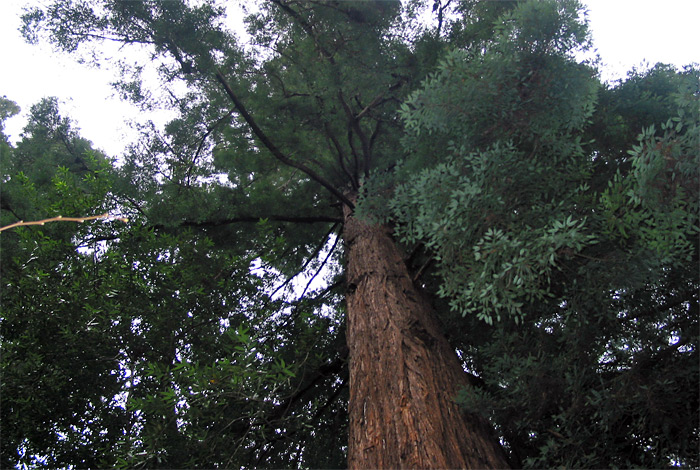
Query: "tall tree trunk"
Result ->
[[343, 204, 510, 469]]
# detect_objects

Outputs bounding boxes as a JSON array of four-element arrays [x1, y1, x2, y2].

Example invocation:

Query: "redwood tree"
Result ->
[[5, 0, 697, 468], [17, 1, 516, 466]]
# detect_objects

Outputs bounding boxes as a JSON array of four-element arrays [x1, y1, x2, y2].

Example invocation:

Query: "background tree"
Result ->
[[2, 97, 347, 468], [380, 14, 699, 467], [3, 0, 697, 468], [1, 98, 130, 468]]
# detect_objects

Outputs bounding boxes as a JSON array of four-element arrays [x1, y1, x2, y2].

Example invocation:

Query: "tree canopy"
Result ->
[[2, 0, 698, 468]]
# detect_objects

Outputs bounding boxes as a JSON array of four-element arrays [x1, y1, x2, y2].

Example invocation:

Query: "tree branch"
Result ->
[[266, 347, 348, 426], [355, 92, 386, 121], [298, 230, 341, 300], [270, 222, 340, 299], [179, 215, 342, 227], [0, 213, 128, 233], [324, 122, 357, 189], [269, 0, 335, 63], [213, 70, 354, 209], [253, 352, 348, 465], [338, 91, 372, 176], [186, 106, 238, 185], [346, 128, 362, 178]]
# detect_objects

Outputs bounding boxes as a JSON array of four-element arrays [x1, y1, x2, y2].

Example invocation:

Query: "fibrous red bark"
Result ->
[[343, 204, 510, 469]]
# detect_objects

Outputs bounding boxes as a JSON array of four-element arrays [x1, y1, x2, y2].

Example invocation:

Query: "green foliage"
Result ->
[[368, 1, 699, 465], [0, 96, 20, 139], [587, 64, 700, 159], [456, 262, 698, 468], [2, 93, 349, 469], [1, 102, 127, 468], [5, 0, 698, 468], [388, 141, 598, 323], [609, 89, 699, 262], [380, 0, 599, 324]]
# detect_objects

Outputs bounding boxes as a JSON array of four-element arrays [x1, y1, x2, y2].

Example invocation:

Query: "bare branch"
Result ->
[[355, 92, 386, 121], [298, 228, 341, 300], [0, 213, 128, 233], [270, 222, 340, 299]]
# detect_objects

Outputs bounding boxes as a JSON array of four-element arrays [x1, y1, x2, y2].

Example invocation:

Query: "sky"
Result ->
[[1, 0, 698, 158]]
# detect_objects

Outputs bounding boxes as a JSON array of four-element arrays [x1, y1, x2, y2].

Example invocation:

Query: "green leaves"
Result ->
[[600, 84, 699, 264], [7, 0, 699, 468], [381, 4, 696, 333], [370, 5, 699, 466], [386, 133, 597, 323], [399, 1, 597, 154]]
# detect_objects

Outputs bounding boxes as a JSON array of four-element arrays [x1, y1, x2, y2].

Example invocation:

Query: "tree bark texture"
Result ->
[[343, 206, 511, 469]]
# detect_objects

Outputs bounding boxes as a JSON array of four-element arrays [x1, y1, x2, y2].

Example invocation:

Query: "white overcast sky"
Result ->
[[1, 0, 698, 157]]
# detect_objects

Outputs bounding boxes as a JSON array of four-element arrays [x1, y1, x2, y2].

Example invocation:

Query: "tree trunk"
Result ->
[[343, 204, 510, 469]]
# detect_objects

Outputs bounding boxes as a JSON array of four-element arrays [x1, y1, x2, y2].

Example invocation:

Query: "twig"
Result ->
[[0, 213, 128, 233]]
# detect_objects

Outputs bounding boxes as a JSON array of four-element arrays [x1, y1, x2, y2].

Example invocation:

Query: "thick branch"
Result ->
[[213, 70, 354, 209], [369, 120, 382, 154], [338, 91, 372, 176], [324, 123, 357, 188], [180, 215, 341, 227], [346, 128, 361, 178]]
